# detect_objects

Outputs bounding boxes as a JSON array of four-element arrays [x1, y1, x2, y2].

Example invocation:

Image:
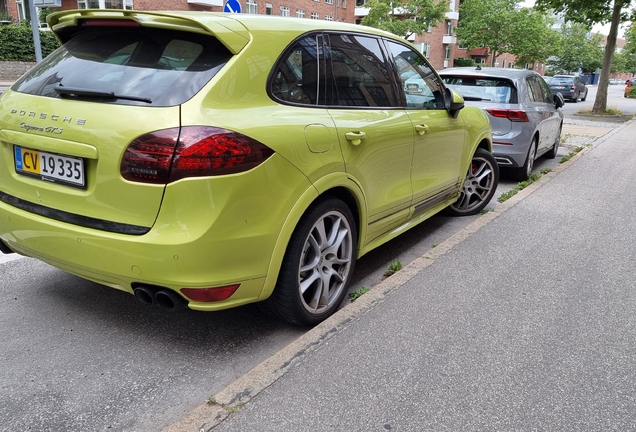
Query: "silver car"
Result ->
[[439, 67, 564, 181]]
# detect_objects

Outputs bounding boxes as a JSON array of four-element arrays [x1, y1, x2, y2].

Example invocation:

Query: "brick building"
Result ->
[[5, 0, 355, 25]]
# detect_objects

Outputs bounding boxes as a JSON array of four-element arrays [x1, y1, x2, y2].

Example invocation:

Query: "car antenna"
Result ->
[[476, 65, 481, 70]]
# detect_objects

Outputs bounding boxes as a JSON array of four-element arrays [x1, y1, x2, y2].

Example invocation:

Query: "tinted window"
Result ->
[[13, 27, 231, 107], [386, 40, 445, 109], [527, 76, 547, 103], [270, 35, 322, 105], [442, 76, 516, 104], [326, 34, 398, 107]]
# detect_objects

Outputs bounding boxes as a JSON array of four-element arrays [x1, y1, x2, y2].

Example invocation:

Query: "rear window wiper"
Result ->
[[54, 84, 152, 104], [462, 96, 491, 101]]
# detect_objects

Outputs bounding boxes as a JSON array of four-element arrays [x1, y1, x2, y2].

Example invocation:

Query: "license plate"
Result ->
[[14, 146, 86, 188]]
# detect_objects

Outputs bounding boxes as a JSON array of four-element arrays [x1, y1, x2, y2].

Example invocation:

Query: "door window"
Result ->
[[324, 34, 398, 107], [384, 40, 445, 109]]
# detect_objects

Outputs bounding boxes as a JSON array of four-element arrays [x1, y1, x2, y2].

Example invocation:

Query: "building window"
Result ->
[[296, 9, 305, 17], [449, 0, 455, 11], [447, 21, 454, 35], [325, 14, 333, 20], [342, 0, 346, 7], [326, 0, 333, 3], [15, 0, 26, 20], [414, 42, 430, 58], [280, 5, 290, 16], [246, 0, 257, 14], [266, 3, 272, 14], [311, 12, 319, 19], [78, 0, 133, 8], [444, 45, 451, 60], [427, 25, 432, 33]]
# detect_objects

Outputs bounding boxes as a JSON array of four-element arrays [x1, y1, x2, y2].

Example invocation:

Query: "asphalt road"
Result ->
[[0, 83, 635, 431]]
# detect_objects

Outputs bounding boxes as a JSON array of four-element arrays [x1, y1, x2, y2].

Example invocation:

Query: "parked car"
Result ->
[[548, 74, 588, 102], [0, 10, 498, 326], [610, 78, 623, 85], [439, 67, 564, 181], [624, 78, 636, 97]]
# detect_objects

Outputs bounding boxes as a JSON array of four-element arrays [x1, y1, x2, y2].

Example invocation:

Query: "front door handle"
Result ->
[[345, 131, 366, 146], [415, 124, 429, 135]]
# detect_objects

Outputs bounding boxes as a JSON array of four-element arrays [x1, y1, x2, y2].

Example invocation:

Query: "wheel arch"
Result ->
[[257, 175, 367, 301]]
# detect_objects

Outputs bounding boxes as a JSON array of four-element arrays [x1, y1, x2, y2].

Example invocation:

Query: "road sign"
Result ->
[[224, 0, 242, 13]]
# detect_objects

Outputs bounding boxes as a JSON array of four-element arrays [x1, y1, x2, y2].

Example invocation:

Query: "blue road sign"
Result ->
[[224, 0, 242, 13]]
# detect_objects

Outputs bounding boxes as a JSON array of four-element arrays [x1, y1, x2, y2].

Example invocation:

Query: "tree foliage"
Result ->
[[0, 21, 60, 61], [360, 0, 448, 39], [547, 23, 604, 73], [534, 0, 633, 113], [620, 22, 636, 73], [456, 0, 558, 67]]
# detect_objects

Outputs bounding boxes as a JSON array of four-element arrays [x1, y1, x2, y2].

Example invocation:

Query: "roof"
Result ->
[[439, 67, 540, 80]]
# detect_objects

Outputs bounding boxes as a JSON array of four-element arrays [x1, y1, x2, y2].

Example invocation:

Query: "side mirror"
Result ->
[[445, 87, 464, 119], [553, 92, 564, 109]]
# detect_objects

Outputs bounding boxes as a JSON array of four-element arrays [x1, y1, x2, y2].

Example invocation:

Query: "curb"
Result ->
[[160, 119, 629, 432]]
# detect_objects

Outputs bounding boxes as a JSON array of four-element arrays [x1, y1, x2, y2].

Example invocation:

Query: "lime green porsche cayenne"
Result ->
[[0, 10, 498, 325]]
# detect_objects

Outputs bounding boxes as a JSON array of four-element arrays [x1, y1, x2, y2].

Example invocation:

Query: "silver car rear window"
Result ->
[[12, 27, 232, 107], [441, 76, 517, 104]]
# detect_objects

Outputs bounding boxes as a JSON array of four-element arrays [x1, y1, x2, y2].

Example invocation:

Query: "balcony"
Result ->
[[355, 6, 370, 16], [445, 11, 459, 20], [188, 0, 223, 6], [443, 35, 457, 44]]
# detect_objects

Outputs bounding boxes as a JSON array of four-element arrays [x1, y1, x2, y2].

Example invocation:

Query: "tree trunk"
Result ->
[[593, 1, 623, 114]]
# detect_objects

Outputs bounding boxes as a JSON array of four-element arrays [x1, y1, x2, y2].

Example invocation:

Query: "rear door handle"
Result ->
[[415, 124, 429, 135], [345, 131, 366, 145]]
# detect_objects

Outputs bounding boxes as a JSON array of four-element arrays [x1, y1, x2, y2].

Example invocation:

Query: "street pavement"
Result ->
[[164, 118, 636, 430]]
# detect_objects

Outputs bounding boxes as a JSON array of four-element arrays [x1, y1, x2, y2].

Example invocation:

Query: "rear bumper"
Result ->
[[0, 154, 311, 311]]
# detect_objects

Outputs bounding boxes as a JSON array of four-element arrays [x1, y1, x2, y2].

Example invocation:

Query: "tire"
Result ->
[[573, 92, 579, 103], [511, 137, 537, 181], [261, 198, 357, 326], [545, 125, 562, 159], [581, 90, 587, 101], [445, 148, 499, 216]]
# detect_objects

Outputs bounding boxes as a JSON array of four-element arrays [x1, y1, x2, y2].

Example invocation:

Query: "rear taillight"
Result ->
[[121, 126, 274, 184], [485, 109, 529, 122]]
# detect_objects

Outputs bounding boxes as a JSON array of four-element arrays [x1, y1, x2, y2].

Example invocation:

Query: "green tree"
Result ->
[[548, 23, 604, 73], [535, 0, 633, 113], [456, 0, 519, 66], [509, 8, 560, 67], [360, 0, 448, 39], [621, 23, 636, 73]]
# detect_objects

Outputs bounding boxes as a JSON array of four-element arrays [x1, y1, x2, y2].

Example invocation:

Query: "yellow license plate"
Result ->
[[14, 146, 86, 188]]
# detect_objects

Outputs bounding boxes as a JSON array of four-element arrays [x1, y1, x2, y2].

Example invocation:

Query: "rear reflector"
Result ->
[[121, 126, 274, 184], [181, 285, 240, 302], [486, 109, 529, 122]]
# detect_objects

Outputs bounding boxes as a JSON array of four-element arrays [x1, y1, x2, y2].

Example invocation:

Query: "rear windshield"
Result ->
[[12, 27, 232, 107], [551, 77, 574, 85], [441, 76, 517, 104]]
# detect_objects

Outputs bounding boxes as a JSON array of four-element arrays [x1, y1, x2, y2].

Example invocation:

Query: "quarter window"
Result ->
[[270, 35, 322, 105], [386, 40, 445, 109]]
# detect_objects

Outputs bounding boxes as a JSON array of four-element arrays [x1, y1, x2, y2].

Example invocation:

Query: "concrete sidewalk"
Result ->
[[165, 118, 636, 431]]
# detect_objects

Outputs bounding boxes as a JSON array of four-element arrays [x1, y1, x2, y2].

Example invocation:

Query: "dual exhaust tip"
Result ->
[[133, 285, 188, 312]]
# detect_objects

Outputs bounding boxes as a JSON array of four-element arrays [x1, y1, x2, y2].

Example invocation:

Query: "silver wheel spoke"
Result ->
[[297, 209, 354, 316]]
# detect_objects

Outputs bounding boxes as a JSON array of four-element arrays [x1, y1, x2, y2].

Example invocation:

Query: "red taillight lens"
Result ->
[[121, 128, 179, 184], [486, 109, 529, 122], [170, 127, 274, 182], [121, 126, 274, 184], [181, 285, 240, 302]]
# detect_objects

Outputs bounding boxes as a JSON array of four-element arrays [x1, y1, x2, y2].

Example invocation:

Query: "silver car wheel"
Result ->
[[298, 210, 353, 315], [451, 149, 498, 215], [525, 142, 537, 178]]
